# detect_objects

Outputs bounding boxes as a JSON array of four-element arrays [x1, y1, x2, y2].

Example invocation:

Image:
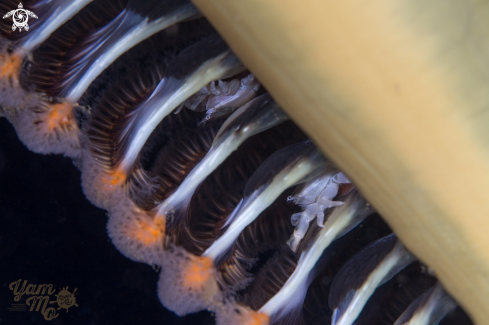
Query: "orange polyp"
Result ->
[[183, 256, 214, 288], [46, 103, 75, 131], [247, 312, 269, 325], [0, 52, 22, 80], [132, 216, 165, 246], [101, 168, 127, 188]]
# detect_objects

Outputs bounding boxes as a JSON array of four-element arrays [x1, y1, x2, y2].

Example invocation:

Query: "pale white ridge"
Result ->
[[334, 242, 416, 325], [156, 135, 240, 216], [407, 283, 456, 325], [203, 158, 317, 260], [119, 53, 241, 172], [156, 98, 281, 217], [65, 8, 197, 102], [259, 199, 360, 317], [20, 0, 93, 53]]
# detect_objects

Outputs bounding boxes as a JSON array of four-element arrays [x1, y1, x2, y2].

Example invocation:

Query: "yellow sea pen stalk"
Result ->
[[191, 0, 489, 323]]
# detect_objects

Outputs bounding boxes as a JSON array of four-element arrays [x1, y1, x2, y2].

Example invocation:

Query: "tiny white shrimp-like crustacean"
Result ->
[[287, 172, 352, 252], [185, 73, 260, 122]]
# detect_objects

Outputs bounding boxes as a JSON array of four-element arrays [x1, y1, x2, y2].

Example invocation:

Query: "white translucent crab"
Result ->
[[185, 73, 260, 122], [287, 171, 352, 252]]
